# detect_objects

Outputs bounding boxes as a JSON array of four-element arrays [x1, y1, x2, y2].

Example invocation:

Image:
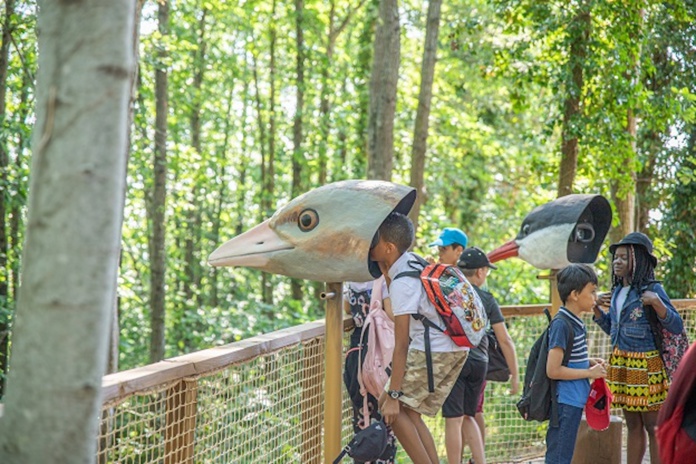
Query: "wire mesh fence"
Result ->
[[97, 303, 696, 463]]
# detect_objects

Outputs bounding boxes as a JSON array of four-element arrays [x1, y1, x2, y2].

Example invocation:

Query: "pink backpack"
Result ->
[[357, 277, 395, 407]]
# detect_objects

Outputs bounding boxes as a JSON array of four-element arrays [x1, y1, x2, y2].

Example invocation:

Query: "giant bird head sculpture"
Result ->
[[208, 180, 416, 282], [488, 194, 612, 269]]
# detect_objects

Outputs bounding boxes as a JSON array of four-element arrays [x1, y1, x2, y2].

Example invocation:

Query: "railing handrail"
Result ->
[[499, 299, 694, 317], [101, 318, 345, 403]]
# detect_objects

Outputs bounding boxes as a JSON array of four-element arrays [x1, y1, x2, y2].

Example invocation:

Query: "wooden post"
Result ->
[[538, 270, 562, 315], [571, 415, 622, 464], [164, 379, 198, 464], [323, 282, 343, 463]]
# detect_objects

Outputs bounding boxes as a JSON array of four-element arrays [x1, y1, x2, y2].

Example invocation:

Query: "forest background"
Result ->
[[0, 0, 695, 394]]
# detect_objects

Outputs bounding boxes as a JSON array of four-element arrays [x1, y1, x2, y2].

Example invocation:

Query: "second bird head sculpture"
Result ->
[[488, 194, 612, 270]]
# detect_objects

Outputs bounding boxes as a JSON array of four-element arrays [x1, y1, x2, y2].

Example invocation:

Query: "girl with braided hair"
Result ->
[[592, 232, 684, 464]]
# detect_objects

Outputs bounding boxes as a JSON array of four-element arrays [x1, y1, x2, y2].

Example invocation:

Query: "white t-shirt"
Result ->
[[616, 286, 630, 318], [388, 252, 468, 353]]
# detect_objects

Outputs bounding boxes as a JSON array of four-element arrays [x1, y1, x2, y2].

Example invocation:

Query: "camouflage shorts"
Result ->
[[386, 349, 468, 417]]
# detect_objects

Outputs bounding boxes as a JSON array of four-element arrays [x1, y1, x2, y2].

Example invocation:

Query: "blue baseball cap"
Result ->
[[429, 228, 468, 248]]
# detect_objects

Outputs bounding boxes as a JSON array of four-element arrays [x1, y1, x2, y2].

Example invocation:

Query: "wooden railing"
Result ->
[[93, 299, 695, 463]]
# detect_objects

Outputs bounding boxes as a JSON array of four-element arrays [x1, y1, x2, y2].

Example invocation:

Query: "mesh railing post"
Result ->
[[323, 282, 343, 463], [302, 339, 323, 464], [164, 379, 198, 464]]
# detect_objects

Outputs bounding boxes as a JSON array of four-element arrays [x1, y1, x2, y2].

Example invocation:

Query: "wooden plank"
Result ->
[[500, 299, 695, 318]]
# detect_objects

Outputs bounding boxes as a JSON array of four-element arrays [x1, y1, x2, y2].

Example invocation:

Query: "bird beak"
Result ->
[[488, 240, 519, 264], [208, 219, 293, 267]]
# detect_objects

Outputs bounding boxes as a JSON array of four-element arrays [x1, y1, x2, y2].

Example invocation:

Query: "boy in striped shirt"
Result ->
[[545, 263, 607, 464]]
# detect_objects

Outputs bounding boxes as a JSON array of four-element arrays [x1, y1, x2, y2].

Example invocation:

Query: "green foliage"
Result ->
[[1, 0, 694, 375]]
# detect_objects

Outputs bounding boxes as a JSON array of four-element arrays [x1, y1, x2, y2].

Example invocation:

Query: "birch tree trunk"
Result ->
[[408, 0, 442, 232], [0, 1, 134, 462], [367, 0, 400, 181]]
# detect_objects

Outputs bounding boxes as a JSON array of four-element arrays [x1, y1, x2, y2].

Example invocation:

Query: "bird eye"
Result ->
[[298, 209, 319, 232], [573, 223, 595, 243], [521, 223, 531, 237]]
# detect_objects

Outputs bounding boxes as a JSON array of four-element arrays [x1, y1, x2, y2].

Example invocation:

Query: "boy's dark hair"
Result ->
[[557, 263, 598, 304], [376, 212, 414, 254]]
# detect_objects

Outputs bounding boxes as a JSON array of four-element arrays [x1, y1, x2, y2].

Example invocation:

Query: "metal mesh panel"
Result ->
[[97, 305, 696, 463], [98, 339, 327, 464]]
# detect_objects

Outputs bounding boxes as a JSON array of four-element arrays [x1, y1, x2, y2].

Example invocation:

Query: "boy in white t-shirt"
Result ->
[[371, 212, 469, 464]]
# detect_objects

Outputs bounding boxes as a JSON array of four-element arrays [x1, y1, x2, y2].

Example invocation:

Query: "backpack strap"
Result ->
[[393, 254, 429, 280], [392, 255, 440, 393], [642, 281, 665, 354], [333, 444, 350, 464]]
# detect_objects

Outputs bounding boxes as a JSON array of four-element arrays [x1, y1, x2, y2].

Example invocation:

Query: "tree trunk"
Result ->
[[408, 0, 442, 233], [356, 0, 380, 174], [318, 0, 368, 184], [107, 0, 146, 375], [557, 6, 589, 198], [367, 0, 400, 181], [149, 0, 169, 363], [636, 46, 669, 233], [210, 87, 235, 309], [0, 0, 16, 398], [610, 8, 644, 241], [260, 0, 278, 306], [0, 1, 134, 462], [291, 0, 306, 301]]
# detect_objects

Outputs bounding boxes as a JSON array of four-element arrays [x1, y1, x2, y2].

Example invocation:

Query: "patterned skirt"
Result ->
[[607, 347, 669, 412]]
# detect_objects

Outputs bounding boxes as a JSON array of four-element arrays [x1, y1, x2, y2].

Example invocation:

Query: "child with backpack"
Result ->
[[371, 212, 469, 464], [545, 263, 607, 464], [343, 278, 397, 463]]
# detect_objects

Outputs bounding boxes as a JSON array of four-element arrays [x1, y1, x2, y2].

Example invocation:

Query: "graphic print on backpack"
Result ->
[[396, 255, 488, 348]]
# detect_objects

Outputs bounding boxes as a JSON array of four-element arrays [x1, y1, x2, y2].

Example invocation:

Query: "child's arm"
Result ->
[[382, 297, 395, 322], [492, 321, 520, 394], [642, 284, 683, 334], [546, 347, 606, 380], [380, 314, 410, 425], [592, 293, 612, 335]]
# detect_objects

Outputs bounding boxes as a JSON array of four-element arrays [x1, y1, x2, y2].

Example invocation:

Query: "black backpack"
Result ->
[[516, 308, 574, 427]]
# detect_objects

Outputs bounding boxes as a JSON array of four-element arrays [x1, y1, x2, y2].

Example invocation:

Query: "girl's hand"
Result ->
[[597, 292, 611, 308], [640, 290, 660, 307]]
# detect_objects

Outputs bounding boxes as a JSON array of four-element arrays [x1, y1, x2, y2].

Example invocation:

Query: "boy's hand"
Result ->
[[380, 396, 400, 425], [588, 363, 607, 379], [509, 374, 520, 395], [589, 357, 606, 367]]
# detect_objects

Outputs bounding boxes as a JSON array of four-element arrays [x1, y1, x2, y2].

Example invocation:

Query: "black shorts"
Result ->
[[441, 356, 487, 418]]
